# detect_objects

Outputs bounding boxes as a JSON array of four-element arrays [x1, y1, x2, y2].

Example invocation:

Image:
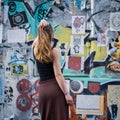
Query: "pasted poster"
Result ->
[[70, 35, 84, 54], [4, 80, 18, 118], [76, 95, 104, 115], [7, 29, 26, 43], [63, 56, 84, 76], [72, 16, 85, 34], [97, 33, 108, 46], [108, 85, 120, 120], [110, 12, 120, 31]]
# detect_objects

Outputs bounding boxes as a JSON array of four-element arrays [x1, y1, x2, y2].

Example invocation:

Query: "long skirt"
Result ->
[[38, 78, 69, 120]]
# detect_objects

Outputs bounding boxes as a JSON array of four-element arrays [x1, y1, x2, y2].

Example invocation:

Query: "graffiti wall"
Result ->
[[0, 0, 120, 120]]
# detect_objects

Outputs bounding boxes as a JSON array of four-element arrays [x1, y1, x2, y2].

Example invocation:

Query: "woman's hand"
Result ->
[[33, 19, 49, 47], [65, 94, 74, 105], [38, 19, 49, 28]]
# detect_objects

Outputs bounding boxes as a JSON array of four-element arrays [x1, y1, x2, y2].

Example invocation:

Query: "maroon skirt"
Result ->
[[38, 78, 69, 120]]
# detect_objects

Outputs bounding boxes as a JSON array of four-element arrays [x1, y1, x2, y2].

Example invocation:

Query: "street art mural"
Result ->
[[0, 0, 120, 119]]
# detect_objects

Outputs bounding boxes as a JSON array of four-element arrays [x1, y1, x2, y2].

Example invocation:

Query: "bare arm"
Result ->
[[52, 48, 73, 105], [52, 48, 69, 95], [53, 48, 68, 94]]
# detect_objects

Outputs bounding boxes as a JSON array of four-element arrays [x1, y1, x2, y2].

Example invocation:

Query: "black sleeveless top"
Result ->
[[36, 61, 55, 81], [34, 38, 58, 82]]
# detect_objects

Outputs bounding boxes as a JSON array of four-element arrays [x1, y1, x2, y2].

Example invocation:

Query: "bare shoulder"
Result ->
[[52, 47, 59, 52]]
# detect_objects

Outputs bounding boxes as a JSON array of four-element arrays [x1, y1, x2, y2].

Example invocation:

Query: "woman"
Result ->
[[32, 19, 73, 120]]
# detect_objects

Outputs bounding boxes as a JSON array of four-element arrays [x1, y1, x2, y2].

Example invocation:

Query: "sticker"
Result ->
[[72, 16, 85, 34], [70, 36, 84, 54]]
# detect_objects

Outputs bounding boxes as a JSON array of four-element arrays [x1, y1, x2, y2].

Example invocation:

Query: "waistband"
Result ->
[[39, 78, 56, 84]]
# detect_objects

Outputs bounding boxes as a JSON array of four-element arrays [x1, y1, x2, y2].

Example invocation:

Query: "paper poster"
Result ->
[[4, 80, 18, 118], [110, 12, 120, 31], [65, 56, 84, 70], [107, 85, 120, 120], [76, 95, 104, 115], [70, 35, 84, 54], [72, 16, 85, 34], [97, 33, 108, 46], [7, 29, 26, 43]]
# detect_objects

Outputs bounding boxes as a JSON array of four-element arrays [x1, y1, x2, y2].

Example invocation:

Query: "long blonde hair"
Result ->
[[33, 23, 54, 63]]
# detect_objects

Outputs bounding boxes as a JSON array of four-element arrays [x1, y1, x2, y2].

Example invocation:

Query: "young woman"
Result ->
[[32, 19, 73, 120]]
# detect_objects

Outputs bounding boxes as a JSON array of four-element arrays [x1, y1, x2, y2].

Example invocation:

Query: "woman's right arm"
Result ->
[[52, 48, 73, 105]]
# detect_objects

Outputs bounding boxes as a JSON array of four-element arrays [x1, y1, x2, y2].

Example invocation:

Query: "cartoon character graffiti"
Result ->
[[106, 32, 120, 73]]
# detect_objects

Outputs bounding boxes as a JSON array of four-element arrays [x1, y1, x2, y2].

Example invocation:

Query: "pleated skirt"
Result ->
[[38, 78, 69, 120]]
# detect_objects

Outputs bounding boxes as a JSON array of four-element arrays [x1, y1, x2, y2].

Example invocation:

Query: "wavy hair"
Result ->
[[34, 23, 54, 63]]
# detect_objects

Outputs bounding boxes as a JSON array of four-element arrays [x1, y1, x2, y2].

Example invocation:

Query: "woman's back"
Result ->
[[36, 60, 55, 81], [34, 38, 58, 82]]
